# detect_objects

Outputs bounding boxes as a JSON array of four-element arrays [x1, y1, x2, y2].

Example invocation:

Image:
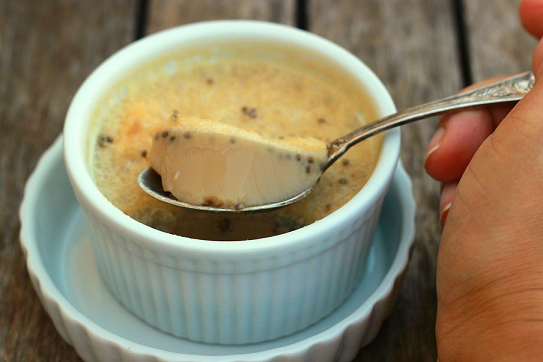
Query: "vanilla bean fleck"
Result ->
[[98, 134, 114, 148], [242, 106, 258, 118], [216, 218, 232, 233]]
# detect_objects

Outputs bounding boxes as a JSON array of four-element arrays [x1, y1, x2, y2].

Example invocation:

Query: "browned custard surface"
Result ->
[[89, 43, 382, 241]]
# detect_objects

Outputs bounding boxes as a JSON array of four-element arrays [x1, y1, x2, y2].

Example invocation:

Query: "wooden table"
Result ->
[[0, 0, 537, 360]]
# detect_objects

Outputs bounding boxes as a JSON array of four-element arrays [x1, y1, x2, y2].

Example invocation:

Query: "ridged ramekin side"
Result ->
[[84, 196, 383, 345]]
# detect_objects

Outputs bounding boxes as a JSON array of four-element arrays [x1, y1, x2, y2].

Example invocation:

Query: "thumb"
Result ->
[[443, 38, 543, 253], [436, 38, 543, 361], [496, 38, 543, 146], [533, 37, 543, 77]]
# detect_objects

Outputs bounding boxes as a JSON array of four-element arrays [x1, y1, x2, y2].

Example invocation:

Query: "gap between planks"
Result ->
[[134, 0, 310, 39]]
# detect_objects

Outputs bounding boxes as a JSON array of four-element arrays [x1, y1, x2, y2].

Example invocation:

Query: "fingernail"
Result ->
[[440, 202, 451, 228], [425, 127, 446, 162]]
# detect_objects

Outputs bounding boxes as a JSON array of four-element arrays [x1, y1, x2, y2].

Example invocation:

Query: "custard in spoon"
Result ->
[[147, 117, 327, 211]]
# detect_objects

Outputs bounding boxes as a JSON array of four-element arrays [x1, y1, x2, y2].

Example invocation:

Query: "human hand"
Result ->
[[425, 0, 543, 360]]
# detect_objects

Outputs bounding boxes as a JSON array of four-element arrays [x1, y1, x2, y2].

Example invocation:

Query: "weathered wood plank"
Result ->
[[308, 0, 463, 360], [0, 0, 137, 360], [147, 0, 296, 34], [464, 0, 538, 81]]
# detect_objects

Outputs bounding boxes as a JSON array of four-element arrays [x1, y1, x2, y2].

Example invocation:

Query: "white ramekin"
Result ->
[[63, 20, 400, 345]]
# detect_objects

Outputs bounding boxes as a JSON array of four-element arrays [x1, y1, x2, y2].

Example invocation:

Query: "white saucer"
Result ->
[[19, 136, 416, 362]]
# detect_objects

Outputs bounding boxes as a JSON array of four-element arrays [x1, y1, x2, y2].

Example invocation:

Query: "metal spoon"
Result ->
[[138, 71, 535, 213]]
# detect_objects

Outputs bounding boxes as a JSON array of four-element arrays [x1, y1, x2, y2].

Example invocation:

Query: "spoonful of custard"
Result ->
[[138, 72, 534, 213], [143, 117, 328, 212]]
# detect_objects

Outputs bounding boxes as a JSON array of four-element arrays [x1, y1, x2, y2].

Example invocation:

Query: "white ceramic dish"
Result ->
[[19, 136, 415, 362], [62, 20, 401, 344]]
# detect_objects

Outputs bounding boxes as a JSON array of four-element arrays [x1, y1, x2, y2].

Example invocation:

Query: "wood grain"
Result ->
[[147, 0, 296, 34], [308, 0, 462, 360], [464, 0, 538, 81], [0, 0, 137, 360]]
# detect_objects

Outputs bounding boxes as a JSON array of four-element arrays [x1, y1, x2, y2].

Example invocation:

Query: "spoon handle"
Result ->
[[326, 71, 536, 168]]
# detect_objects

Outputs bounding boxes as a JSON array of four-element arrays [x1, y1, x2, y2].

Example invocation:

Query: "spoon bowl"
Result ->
[[138, 71, 535, 213], [138, 167, 315, 213]]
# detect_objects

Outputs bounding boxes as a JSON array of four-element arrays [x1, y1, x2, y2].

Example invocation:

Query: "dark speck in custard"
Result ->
[[342, 158, 350, 166], [241, 106, 258, 118], [170, 135, 176, 142], [318, 118, 326, 124], [216, 218, 232, 233], [278, 136, 284, 140], [339, 178, 348, 184], [295, 154, 301, 161], [285, 154, 292, 160], [202, 196, 224, 208], [171, 111, 179, 120], [273, 217, 303, 234], [183, 132, 192, 139], [305, 165, 311, 173], [326, 203, 333, 211], [141, 150, 148, 158], [98, 134, 114, 148], [161, 131, 169, 138], [307, 157, 314, 164], [207, 78, 214, 85], [155, 133, 160, 140], [230, 137, 236, 144]]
